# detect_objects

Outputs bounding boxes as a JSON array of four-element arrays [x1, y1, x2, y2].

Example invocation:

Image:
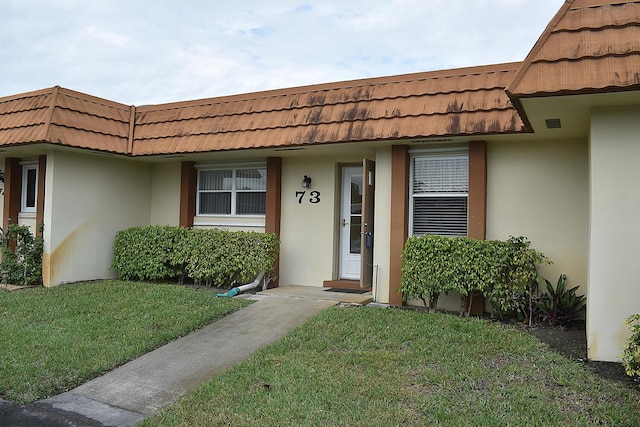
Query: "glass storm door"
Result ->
[[340, 166, 363, 280]]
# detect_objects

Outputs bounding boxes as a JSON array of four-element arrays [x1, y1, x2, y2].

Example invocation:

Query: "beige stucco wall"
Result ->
[[372, 147, 392, 303], [150, 162, 180, 226], [486, 138, 589, 294], [279, 151, 377, 288], [42, 151, 152, 286], [589, 106, 640, 361], [17, 213, 36, 231], [279, 156, 340, 286]]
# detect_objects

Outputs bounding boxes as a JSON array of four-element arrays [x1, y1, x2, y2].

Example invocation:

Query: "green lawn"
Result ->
[[144, 307, 640, 427], [0, 280, 251, 402]]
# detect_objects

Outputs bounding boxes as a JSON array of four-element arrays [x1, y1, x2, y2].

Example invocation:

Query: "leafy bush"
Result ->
[[399, 235, 501, 313], [0, 224, 44, 287], [485, 236, 549, 325], [537, 274, 586, 327], [399, 235, 547, 319], [112, 226, 279, 288], [620, 314, 640, 378], [112, 226, 188, 282]]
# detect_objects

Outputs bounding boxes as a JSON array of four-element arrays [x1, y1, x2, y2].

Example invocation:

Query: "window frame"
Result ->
[[196, 163, 267, 217], [21, 163, 38, 213], [409, 147, 469, 237]]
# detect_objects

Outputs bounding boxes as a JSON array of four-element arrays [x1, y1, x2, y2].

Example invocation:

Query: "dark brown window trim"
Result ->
[[3, 157, 22, 231], [389, 145, 409, 306], [388, 142, 487, 306], [179, 161, 197, 228], [265, 157, 282, 288], [468, 141, 487, 240]]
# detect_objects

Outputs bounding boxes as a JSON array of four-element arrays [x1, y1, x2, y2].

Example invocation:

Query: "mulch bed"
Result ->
[[528, 325, 640, 391]]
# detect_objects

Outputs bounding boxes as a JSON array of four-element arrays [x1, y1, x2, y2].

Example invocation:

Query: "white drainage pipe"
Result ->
[[216, 271, 266, 298]]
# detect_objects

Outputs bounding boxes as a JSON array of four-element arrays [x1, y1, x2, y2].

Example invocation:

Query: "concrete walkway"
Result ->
[[40, 286, 372, 426]]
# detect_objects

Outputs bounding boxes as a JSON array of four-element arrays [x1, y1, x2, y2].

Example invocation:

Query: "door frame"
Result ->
[[335, 160, 375, 288], [339, 165, 362, 280], [360, 159, 375, 288]]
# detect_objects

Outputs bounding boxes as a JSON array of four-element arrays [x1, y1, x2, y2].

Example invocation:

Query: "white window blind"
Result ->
[[411, 153, 468, 236], [197, 167, 266, 215], [412, 156, 468, 193]]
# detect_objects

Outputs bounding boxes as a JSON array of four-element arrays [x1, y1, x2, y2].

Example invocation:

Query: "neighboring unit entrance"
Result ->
[[339, 160, 375, 287]]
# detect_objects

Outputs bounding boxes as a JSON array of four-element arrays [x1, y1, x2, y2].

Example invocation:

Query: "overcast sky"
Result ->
[[1, 0, 565, 106]]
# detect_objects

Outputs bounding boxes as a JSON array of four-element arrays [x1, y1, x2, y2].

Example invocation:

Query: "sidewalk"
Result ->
[[35, 286, 372, 426]]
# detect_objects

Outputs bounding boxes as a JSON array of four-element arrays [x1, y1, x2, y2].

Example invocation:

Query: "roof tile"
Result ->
[[132, 63, 524, 155], [507, 0, 640, 97], [0, 87, 132, 154]]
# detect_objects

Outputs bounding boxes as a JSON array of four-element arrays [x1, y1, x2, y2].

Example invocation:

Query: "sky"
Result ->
[[1, 0, 565, 106]]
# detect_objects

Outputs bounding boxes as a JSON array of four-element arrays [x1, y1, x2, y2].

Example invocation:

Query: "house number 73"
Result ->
[[295, 191, 321, 204]]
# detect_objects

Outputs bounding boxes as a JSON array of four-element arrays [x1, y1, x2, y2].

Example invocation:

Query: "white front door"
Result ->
[[339, 166, 363, 280]]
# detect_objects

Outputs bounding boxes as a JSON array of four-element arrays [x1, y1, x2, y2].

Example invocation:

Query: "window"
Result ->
[[410, 152, 468, 236], [197, 167, 266, 215], [21, 164, 38, 212]]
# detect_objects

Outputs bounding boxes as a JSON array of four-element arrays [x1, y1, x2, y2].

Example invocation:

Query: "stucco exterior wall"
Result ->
[[487, 138, 589, 294], [372, 147, 392, 303], [279, 152, 376, 287], [42, 151, 152, 286], [279, 156, 339, 286], [589, 106, 640, 361], [150, 162, 180, 226], [17, 213, 36, 231]]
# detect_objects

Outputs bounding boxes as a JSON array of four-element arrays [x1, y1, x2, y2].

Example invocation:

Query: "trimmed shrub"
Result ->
[[485, 236, 549, 318], [399, 235, 547, 318], [112, 226, 279, 287], [185, 229, 279, 286], [400, 236, 500, 312], [112, 225, 188, 282]]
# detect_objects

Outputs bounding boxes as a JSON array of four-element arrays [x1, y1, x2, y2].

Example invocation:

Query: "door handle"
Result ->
[[342, 218, 347, 227]]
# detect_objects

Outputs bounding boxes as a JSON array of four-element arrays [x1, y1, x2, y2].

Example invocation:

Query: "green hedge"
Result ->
[[0, 224, 44, 287], [112, 226, 279, 287], [399, 235, 547, 316]]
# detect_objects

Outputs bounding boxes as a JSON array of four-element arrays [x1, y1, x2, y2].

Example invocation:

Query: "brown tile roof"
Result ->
[[2, 1, 640, 157], [131, 63, 525, 155], [0, 63, 524, 156], [507, 0, 640, 98], [0, 86, 132, 154]]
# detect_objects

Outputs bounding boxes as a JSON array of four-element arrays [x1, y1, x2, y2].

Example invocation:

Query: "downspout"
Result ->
[[217, 271, 266, 298]]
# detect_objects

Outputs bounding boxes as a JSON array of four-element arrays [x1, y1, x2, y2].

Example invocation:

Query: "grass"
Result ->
[[144, 306, 640, 427], [0, 280, 251, 402]]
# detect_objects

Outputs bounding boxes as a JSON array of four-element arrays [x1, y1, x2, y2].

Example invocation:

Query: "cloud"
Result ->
[[0, 0, 565, 105], [82, 26, 130, 47]]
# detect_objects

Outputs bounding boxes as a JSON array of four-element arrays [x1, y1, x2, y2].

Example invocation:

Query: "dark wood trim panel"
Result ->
[[265, 157, 282, 236], [266, 157, 282, 288], [389, 145, 410, 306], [468, 141, 487, 240], [323, 279, 371, 291], [179, 161, 197, 228], [36, 155, 46, 237], [3, 157, 22, 231]]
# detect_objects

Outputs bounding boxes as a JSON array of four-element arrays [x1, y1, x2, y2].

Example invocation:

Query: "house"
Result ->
[[0, 0, 638, 362]]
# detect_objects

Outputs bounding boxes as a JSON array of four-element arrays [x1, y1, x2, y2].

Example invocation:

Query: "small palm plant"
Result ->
[[537, 274, 586, 327]]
